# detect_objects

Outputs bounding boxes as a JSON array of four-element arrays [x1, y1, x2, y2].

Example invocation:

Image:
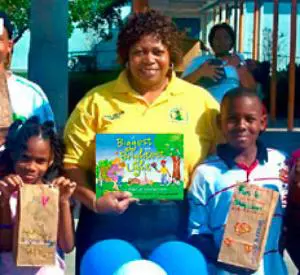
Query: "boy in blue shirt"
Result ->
[[188, 88, 288, 274]]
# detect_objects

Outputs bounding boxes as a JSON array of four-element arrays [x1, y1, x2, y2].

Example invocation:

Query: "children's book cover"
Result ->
[[95, 133, 184, 200]]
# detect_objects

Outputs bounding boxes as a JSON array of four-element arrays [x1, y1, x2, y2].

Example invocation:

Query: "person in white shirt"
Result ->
[[0, 11, 54, 124], [188, 88, 288, 275]]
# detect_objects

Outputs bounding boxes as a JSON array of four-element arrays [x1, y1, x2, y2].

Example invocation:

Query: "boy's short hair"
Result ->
[[220, 87, 262, 112], [0, 11, 14, 39]]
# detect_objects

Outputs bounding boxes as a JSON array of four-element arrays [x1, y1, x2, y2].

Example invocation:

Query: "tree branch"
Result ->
[[13, 26, 28, 44]]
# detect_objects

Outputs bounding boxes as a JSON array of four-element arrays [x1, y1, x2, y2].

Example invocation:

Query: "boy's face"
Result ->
[[220, 96, 267, 151], [0, 27, 13, 70]]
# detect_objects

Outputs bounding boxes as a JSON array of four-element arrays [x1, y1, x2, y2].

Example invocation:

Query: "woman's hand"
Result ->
[[223, 54, 241, 67], [197, 61, 224, 82], [0, 174, 23, 201], [94, 191, 138, 215], [52, 177, 77, 203]]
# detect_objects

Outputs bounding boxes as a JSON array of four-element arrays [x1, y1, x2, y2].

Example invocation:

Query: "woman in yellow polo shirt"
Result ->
[[64, 9, 220, 274]]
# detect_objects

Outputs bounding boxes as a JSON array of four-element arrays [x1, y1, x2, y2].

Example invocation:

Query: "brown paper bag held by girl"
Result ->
[[13, 184, 59, 266]]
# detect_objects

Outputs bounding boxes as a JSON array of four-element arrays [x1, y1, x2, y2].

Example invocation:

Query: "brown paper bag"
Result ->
[[0, 72, 12, 146], [13, 184, 59, 266], [218, 183, 279, 270]]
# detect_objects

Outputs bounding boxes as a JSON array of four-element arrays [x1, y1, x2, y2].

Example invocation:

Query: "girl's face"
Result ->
[[14, 136, 53, 184]]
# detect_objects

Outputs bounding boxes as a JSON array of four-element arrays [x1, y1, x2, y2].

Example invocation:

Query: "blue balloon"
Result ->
[[80, 239, 142, 275], [149, 241, 208, 275]]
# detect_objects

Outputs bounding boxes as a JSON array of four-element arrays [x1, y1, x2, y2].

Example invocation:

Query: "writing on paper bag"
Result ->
[[218, 183, 279, 270], [14, 184, 59, 266]]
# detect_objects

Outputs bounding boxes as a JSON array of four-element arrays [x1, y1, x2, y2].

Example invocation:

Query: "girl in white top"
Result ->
[[0, 117, 76, 275]]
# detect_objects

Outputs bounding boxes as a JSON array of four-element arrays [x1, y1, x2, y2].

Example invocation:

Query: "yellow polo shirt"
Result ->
[[64, 71, 220, 187]]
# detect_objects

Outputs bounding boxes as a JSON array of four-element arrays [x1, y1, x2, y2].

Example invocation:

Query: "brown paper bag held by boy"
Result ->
[[218, 183, 279, 271], [13, 184, 59, 266]]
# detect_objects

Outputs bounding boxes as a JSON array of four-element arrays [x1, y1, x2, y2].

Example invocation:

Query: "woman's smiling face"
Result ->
[[128, 34, 170, 90]]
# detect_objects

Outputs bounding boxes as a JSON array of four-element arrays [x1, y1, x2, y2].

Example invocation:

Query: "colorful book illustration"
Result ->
[[95, 133, 184, 200]]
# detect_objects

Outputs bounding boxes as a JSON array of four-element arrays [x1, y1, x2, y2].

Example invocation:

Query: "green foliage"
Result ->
[[69, 0, 129, 40], [0, 0, 129, 43], [96, 159, 113, 179], [97, 159, 112, 168], [154, 134, 184, 158], [0, 0, 30, 43]]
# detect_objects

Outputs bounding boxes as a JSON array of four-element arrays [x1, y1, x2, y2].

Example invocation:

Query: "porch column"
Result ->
[[28, 0, 68, 129], [233, 0, 238, 52], [270, 0, 279, 121], [225, 3, 230, 24], [202, 12, 208, 45], [252, 0, 261, 60], [288, 0, 297, 130], [213, 8, 217, 24], [238, 0, 244, 53]]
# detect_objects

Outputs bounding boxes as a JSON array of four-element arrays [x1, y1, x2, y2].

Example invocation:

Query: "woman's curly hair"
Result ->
[[117, 9, 183, 67], [0, 116, 64, 182]]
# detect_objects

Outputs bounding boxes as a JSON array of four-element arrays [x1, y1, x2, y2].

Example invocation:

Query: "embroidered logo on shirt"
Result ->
[[169, 107, 188, 123], [104, 111, 125, 121], [278, 164, 289, 183]]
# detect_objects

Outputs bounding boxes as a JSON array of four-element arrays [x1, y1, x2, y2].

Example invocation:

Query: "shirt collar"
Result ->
[[112, 70, 134, 94], [217, 140, 268, 169]]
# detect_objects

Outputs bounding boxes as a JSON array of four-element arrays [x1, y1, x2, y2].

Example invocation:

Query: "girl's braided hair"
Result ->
[[0, 116, 64, 181]]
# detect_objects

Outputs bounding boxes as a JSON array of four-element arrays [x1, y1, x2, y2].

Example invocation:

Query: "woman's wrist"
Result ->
[[59, 199, 71, 207], [93, 196, 108, 214]]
